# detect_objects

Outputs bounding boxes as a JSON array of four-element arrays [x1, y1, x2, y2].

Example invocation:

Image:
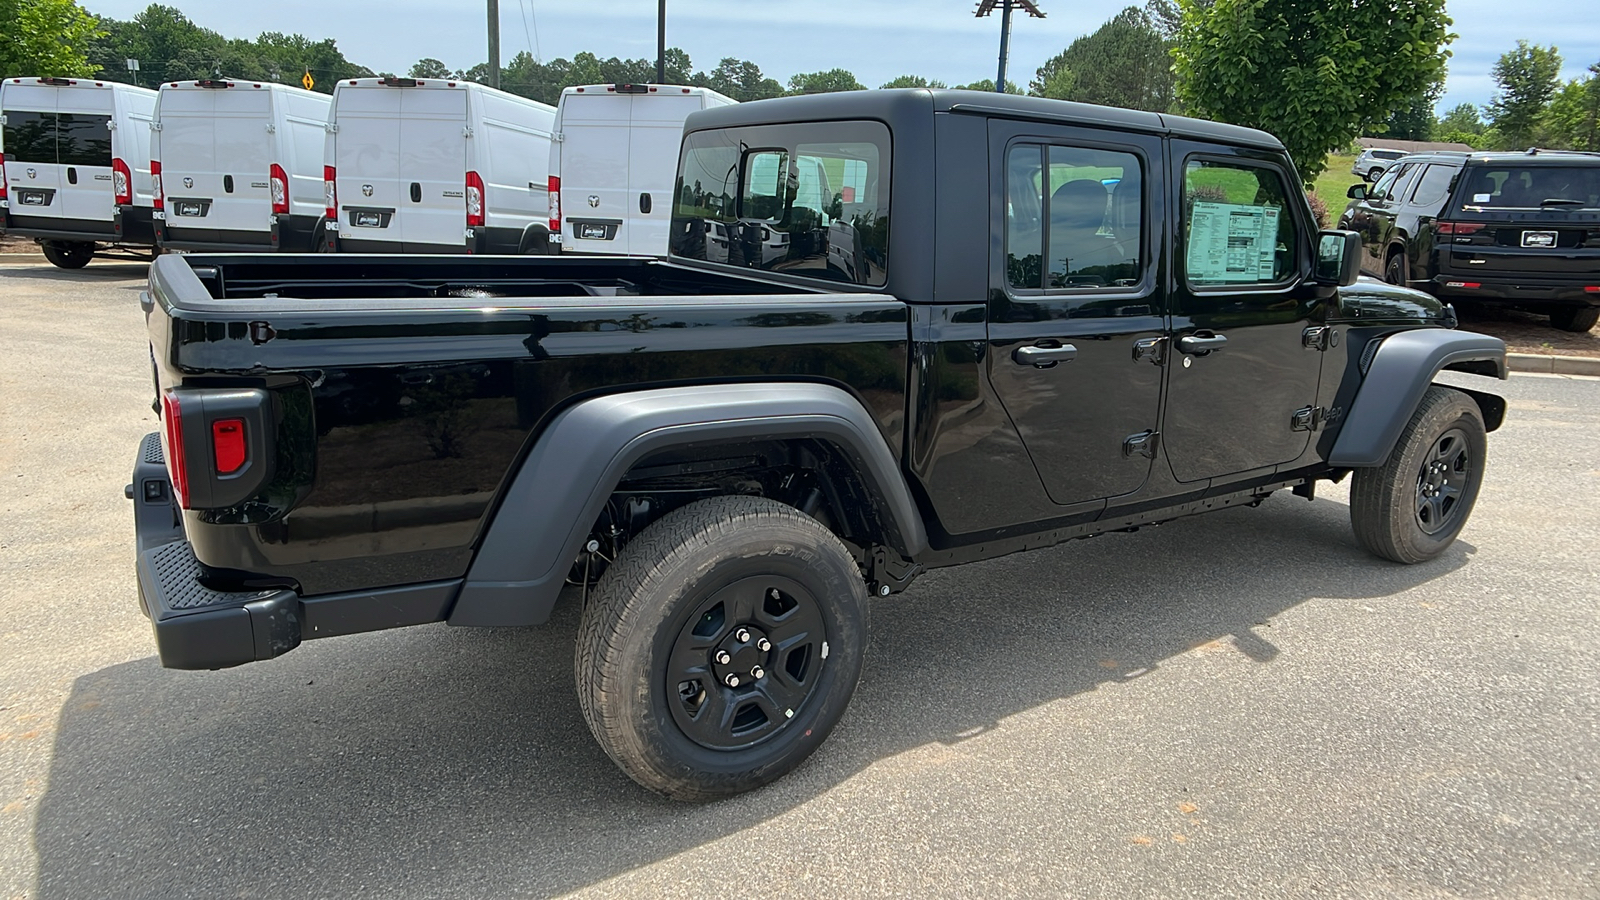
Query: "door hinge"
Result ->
[[1301, 326, 1339, 351], [1132, 336, 1167, 365], [462, 126, 475, 138], [1123, 430, 1159, 459], [1291, 406, 1327, 432]]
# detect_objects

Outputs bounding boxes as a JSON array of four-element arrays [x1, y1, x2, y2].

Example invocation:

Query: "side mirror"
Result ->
[[1314, 230, 1362, 287], [1346, 183, 1367, 200]]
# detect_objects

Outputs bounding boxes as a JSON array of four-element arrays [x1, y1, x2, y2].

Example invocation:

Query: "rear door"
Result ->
[[1444, 162, 1600, 278], [2, 101, 65, 219], [626, 93, 701, 255], [398, 87, 467, 249], [163, 88, 272, 234], [53, 87, 114, 223], [333, 87, 403, 244], [559, 92, 632, 252]]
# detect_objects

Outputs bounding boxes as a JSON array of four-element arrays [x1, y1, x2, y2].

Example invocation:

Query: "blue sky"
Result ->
[[84, 0, 1600, 114]]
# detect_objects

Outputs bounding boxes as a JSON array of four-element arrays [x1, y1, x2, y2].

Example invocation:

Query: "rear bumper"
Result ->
[[0, 213, 121, 244], [1432, 274, 1600, 306], [131, 433, 459, 670]]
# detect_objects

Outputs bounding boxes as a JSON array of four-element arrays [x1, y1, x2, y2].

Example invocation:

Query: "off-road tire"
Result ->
[[1550, 306, 1599, 333], [41, 241, 94, 269], [1351, 386, 1486, 564], [575, 495, 868, 801]]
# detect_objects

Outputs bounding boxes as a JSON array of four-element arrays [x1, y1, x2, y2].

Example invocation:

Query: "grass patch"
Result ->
[[1312, 154, 1363, 208]]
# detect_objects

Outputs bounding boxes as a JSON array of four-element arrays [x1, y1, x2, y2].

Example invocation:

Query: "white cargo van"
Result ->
[[153, 79, 331, 252], [0, 76, 157, 268], [549, 84, 736, 256], [325, 77, 556, 254]]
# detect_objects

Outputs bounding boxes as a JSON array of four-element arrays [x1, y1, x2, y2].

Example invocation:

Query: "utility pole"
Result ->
[[975, 1, 1045, 93], [656, 0, 666, 83], [488, 0, 501, 88]]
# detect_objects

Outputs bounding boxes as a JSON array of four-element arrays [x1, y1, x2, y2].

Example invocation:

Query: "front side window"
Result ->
[[670, 120, 890, 286], [1005, 142, 1143, 290], [1182, 159, 1298, 286]]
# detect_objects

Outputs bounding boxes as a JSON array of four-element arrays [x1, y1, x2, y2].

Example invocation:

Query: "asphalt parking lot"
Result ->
[[2, 258, 1597, 899]]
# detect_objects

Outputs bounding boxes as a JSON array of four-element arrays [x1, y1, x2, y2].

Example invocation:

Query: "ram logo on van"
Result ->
[[361, 184, 373, 197]]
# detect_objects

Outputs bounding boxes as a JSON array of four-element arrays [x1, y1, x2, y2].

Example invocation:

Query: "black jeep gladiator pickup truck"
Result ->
[[130, 90, 1508, 799]]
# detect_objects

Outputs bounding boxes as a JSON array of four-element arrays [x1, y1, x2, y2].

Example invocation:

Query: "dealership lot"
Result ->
[[1, 259, 1597, 899]]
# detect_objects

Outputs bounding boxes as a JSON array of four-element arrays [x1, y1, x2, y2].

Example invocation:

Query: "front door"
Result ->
[[985, 119, 1168, 508], [1163, 143, 1326, 484]]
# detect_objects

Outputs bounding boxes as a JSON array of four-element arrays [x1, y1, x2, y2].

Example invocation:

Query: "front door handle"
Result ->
[[1013, 343, 1078, 367], [1177, 333, 1228, 355]]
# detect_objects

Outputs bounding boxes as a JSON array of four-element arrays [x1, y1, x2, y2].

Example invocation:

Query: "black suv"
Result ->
[[1340, 149, 1600, 332]]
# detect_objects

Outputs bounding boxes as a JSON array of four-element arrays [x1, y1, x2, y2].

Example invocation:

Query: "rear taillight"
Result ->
[[1437, 222, 1484, 236], [466, 170, 485, 227], [112, 158, 132, 205], [151, 160, 163, 211], [160, 392, 190, 509], [269, 163, 289, 214], [548, 175, 561, 233], [0, 152, 9, 202], [324, 165, 337, 220], [212, 419, 246, 474]]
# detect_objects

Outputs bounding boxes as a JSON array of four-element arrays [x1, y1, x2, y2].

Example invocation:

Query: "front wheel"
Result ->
[[1350, 386, 1486, 564], [41, 241, 94, 269], [576, 496, 868, 801], [1549, 306, 1599, 333]]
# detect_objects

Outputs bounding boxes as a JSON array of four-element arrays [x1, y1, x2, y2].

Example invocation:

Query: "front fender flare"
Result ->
[[450, 383, 925, 627], [1328, 329, 1507, 469]]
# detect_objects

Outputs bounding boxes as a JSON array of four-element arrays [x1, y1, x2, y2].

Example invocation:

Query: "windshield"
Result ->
[[1455, 164, 1600, 211]]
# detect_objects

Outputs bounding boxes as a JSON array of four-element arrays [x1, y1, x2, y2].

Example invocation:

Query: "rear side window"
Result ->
[[1004, 142, 1143, 290], [1182, 159, 1298, 286], [1408, 164, 1457, 208], [1455, 164, 1600, 211], [0, 110, 111, 166], [2, 110, 55, 163], [671, 120, 890, 287]]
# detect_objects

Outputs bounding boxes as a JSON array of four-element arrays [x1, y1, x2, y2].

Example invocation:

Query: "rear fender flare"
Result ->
[[518, 224, 552, 255], [450, 383, 925, 627], [1328, 329, 1507, 468]]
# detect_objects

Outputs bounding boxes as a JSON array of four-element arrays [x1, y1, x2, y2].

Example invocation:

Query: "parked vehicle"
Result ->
[[1340, 148, 1600, 332], [324, 77, 555, 254], [130, 90, 1507, 801], [1352, 147, 1406, 182], [0, 76, 157, 268], [152, 79, 331, 253], [549, 83, 735, 256]]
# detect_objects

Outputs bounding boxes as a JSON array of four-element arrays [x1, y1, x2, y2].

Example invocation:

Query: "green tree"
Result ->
[[879, 75, 947, 90], [1381, 75, 1443, 141], [0, 0, 101, 78], [1487, 40, 1563, 148], [951, 78, 1024, 94], [1536, 63, 1600, 150], [787, 68, 864, 95], [1173, 0, 1454, 180], [1030, 6, 1173, 111], [409, 57, 452, 79], [1438, 101, 1484, 135], [704, 58, 783, 100]]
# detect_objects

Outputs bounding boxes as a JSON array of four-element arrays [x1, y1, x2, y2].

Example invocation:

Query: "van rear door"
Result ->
[[161, 87, 272, 234], [333, 87, 403, 245], [559, 92, 632, 252], [2, 102, 65, 220], [626, 92, 701, 255], [398, 87, 468, 250], [52, 86, 114, 223]]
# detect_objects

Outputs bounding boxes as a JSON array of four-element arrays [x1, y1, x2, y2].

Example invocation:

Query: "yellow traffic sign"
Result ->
[[301, 70, 315, 91]]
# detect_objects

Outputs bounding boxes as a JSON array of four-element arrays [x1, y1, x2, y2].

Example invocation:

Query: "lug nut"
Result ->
[[735, 628, 750, 642], [750, 666, 765, 679], [714, 650, 731, 665], [770, 589, 781, 600], [756, 637, 771, 652], [724, 673, 741, 687]]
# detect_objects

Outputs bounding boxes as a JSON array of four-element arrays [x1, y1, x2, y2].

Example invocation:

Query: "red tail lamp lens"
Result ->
[[1437, 222, 1484, 236], [212, 418, 246, 474], [161, 392, 189, 508]]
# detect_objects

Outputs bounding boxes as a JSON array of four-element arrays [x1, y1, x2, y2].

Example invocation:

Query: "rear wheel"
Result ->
[[1384, 251, 1406, 286], [1549, 306, 1599, 333], [41, 241, 94, 269], [1368, 167, 1385, 182], [1350, 386, 1486, 564], [576, 495, 867, 800]]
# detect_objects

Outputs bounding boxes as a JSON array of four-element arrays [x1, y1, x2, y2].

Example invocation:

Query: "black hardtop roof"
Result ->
[[683, 88, 1285, 152]]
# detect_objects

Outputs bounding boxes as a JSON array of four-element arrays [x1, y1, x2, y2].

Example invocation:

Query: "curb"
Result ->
[[1507, 353, 1600, 377]]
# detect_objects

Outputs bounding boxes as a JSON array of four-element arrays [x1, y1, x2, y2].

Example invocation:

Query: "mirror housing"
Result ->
[[1314, 230, 1362, 287], [1346, 183, 1367, 200]]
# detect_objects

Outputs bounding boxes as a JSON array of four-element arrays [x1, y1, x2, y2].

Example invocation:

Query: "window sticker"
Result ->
[[1473, 193, 1492, 203], [1188, 202, 1280, 283]]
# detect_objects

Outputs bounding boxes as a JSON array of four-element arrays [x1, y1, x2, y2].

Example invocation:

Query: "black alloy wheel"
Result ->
[[1414, 427, 1471, 535]]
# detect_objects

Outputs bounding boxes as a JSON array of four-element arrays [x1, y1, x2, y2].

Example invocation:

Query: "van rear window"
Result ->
[[1, 110, 112, 166], [670, 120, 890, 287], [1455, 164, 1600, 211]]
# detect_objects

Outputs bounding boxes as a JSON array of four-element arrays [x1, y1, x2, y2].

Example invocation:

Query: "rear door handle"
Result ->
[[639, 192, 652, 214], [1177, 333, 1228, 355], [409, 182, 422, 203], [1013, 343, 1078, 367]]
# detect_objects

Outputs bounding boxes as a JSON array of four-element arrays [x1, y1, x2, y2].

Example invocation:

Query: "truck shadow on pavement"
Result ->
[[33, 496, 1472, 899], [0, 261, 149, 282]]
